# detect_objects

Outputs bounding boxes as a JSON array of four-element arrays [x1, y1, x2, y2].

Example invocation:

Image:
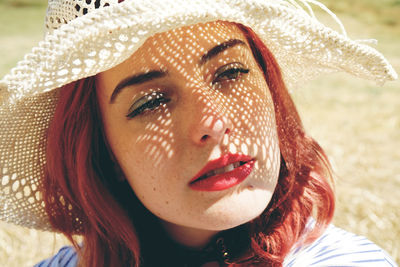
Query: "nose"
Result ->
[[191, 113, 232, 145]]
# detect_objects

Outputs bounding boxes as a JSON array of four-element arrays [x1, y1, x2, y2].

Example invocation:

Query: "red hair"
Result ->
[[43, 23, 334, 266], [236, 23, 334, 265]]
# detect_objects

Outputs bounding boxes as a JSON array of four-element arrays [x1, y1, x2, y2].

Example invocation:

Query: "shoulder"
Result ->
[[284, 224, 398, 267], [34, 246, 78, 267]]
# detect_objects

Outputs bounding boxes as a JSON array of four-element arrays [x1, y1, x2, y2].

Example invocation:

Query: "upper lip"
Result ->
[[189, 153, 254, 184]]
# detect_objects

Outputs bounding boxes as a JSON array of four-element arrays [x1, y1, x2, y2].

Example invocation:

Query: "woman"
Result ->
[[0, 0, 397, 266]]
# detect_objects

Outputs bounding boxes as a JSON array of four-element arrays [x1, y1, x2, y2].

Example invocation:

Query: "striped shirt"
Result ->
[[34, 224, 397, 267], [283, 224, 397, 267]]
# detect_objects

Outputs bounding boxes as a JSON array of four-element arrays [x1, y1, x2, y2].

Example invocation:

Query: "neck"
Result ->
[[141, 219, 252, 266], [161, 221, 220, 249]]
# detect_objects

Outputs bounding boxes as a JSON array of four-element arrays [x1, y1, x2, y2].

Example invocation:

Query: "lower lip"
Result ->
[[189, 160, 255, 191]]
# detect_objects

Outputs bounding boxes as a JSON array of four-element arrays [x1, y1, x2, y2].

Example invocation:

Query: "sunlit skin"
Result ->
[[96, 21, 281, 249]]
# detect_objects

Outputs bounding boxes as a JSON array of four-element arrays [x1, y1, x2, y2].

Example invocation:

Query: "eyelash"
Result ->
[[126, 92, 171, 119], [126, 63, 250, 119], [212, 62, 250, 85]]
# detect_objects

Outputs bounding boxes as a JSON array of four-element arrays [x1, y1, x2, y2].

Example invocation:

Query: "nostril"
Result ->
[[201, 135, 209, 142]]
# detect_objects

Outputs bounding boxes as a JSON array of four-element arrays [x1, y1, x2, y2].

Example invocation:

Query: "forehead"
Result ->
[[135, 21, 244, 62], [98, 21, 248, 89]]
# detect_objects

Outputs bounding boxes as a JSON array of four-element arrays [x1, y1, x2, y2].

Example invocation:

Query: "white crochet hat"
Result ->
[[0, 0, 397, 231]]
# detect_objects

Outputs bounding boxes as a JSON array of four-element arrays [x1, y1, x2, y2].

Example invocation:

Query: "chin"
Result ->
[[189, 189, 272, 231]]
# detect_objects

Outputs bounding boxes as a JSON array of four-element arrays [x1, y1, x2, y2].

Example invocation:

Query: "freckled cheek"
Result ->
[[226, 78, 280, 173], [141, 118, 177, 158], [116, 148, 166, 197], [252, 94, 280, 164], [111, 112, 184, 188], [119, 148, 181, 208], [228, 80, 275, 131]]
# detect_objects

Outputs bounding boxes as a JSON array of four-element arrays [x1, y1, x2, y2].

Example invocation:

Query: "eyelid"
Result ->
[[214, 62, 244, 76], [126, 91, 170, 119], [212, 62, 250, 85]]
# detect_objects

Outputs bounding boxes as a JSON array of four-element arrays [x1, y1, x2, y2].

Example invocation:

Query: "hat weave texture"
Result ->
[[0, 0, 397, 231]]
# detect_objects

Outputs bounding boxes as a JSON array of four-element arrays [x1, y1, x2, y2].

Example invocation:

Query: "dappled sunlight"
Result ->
[[96, 21, 281, 232]]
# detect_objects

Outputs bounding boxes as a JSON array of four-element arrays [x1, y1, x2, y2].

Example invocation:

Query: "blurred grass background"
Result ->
[[0, 0, 399, 265]]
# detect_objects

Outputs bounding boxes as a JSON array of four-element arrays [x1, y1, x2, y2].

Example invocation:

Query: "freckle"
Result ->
[[165, 201, 169, 205], [153, 187, 156, 191]]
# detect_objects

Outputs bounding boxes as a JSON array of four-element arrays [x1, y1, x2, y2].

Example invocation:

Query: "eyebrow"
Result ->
[[200, 39, 246, 65], [110, 70, 167, 103]]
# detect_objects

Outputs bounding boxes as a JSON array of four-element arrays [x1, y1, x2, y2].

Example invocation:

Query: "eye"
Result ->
[[212, 62, 250, 85], [126, 92, 171, 119]]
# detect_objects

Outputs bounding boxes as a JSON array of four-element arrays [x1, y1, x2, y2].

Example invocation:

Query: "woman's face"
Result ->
[[96, 21, 280, 238]]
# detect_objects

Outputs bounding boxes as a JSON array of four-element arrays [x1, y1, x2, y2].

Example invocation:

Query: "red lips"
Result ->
[[189, 153, 255, 191]]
